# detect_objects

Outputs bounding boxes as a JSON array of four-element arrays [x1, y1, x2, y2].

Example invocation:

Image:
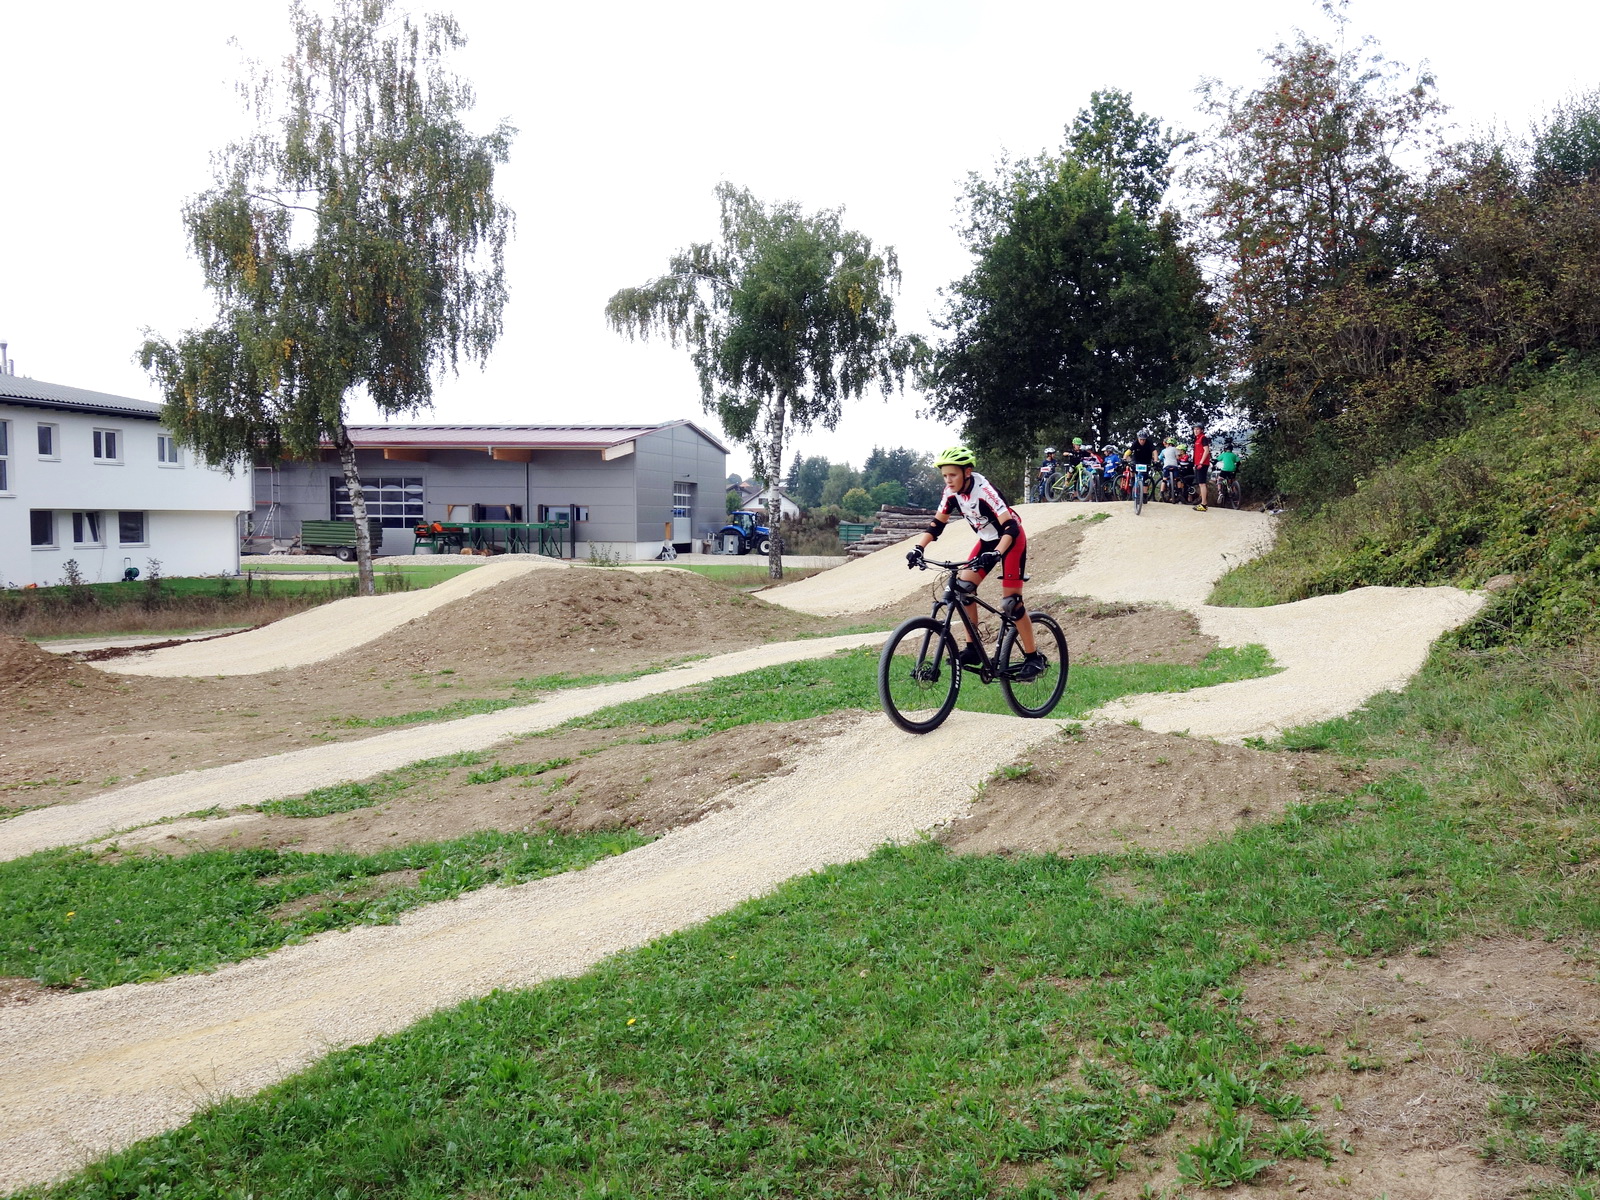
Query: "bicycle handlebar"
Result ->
[[911, 554, 979, 572]]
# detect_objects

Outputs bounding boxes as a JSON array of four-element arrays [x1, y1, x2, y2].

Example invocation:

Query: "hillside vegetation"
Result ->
[[1211, 364, 1600, 648]]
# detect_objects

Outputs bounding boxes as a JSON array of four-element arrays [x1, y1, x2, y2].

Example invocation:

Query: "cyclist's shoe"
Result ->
[[1015, 651, 1048, 682], [1194, 504, 1208, 512], [957, 643, 984, 670]]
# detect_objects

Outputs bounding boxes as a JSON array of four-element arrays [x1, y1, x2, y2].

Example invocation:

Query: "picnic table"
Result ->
[[413, 521, 569, 558]]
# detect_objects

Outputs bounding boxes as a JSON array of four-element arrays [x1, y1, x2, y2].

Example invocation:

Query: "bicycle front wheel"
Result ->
[[878, 617, 962, 734], [1133, 475, 1145, 515], [999, 612, 1069, 719]]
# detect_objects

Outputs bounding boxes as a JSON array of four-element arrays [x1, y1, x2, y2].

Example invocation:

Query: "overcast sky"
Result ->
[[3, 0, 1596, 477]]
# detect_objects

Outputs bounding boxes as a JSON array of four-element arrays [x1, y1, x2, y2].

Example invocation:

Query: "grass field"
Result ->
[[16, 642, 1600, 1198], [0, 827, 645, 990]]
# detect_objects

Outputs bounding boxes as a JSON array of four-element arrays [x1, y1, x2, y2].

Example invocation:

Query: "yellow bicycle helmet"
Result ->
[[933, 446, 977, 468]]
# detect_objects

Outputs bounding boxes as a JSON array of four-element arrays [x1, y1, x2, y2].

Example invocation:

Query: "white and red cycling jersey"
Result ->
[[937, 471, 1018, 543]]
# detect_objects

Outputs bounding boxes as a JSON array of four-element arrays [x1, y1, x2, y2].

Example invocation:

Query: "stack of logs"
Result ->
[[845, 505, 936, 557]]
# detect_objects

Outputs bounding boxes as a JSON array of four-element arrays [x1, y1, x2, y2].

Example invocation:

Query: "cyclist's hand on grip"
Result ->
[[906, 546, 924, 570], [974, 550, 1002, 574]]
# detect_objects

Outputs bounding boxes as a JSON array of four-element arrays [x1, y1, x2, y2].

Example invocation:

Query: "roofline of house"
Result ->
[[0, 395, 161, 420]]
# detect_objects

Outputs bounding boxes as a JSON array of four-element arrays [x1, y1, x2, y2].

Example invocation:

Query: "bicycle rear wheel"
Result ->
[[878, 617, 962, 734], [1226, 481, 1242, 509], [999, 612, 1069, 718]]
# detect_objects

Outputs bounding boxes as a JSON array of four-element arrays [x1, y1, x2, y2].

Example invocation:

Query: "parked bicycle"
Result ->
[[877, 554, 1070, 733], [1049, 457, 1100, 499]]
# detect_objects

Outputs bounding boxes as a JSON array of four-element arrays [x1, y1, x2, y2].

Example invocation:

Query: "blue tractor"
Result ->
[[717, 509, 776, 556]]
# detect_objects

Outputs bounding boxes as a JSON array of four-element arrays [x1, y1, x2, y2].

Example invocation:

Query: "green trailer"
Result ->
[[300, 519, 384, 561]]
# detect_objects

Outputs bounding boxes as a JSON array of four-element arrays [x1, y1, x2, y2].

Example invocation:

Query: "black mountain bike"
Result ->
[[877, 555, 1070, 734]]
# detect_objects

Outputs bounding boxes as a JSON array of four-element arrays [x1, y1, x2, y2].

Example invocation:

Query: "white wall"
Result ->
[[0, 405, 251, 586]]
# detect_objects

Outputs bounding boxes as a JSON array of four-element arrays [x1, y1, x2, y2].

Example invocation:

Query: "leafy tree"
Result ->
[[862, 445, 940, 509], [607, 184, 921, 579], [726, 472, 744, 487], [139, 0, 513, 594], [819, 462, 863, 508], [840, 487, 876, 520], [786, 454, 832, 510], [1534, 88, 1600, 182], [870, 480, 909, 508], [1068, 88, 1187, 219], [1188, 24, 1441, 443], [927, 95, 1213, 458]]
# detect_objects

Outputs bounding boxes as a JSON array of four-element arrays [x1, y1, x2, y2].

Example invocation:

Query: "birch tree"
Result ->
[[140, 0, 514, 594], [606, 183, 920, 580]]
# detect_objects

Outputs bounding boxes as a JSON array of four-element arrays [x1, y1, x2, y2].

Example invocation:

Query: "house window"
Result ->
[[92, 429, 121, 462], [672, 483, 694, 519], [37, 423, 58, 460], [30, 510, 55, 547], [72, 512, 105, 546], [329, 476, 424, 528], [0, 420, 9, 492], [157, 434, 182, 466], [119, 511, 147, 545]]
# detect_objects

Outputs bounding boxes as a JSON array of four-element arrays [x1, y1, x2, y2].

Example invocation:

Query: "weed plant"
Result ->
[[0, 827, 644, 990]]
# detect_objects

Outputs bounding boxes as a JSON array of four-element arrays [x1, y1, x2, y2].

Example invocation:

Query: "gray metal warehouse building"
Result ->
[[253, 421, 729, 558]]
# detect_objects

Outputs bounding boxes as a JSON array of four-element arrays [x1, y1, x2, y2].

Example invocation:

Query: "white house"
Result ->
[[737, 484, 801, 521], [0, 374, 253, 586]]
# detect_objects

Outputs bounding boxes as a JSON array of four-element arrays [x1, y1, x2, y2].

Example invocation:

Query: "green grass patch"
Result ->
[[1208, 365, 1600, 646], [564, 643, 1277, 740], [0, 828, 646, 991], [255, 751, 488, 818], [244, 562, 480, 588], [332, 666, 678, 730]]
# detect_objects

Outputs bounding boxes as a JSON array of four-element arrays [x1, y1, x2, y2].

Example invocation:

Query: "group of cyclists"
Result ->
[[1032, 429, 1241, 511]]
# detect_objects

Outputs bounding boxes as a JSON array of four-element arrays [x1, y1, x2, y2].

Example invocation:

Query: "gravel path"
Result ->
[[0, 633, 880, 864], [0, 504, 1489, 1190], [99, 557, 569, 677], [1038, 503, 1485, 742]]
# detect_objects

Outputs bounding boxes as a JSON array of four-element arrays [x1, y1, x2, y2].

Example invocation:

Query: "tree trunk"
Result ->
[[333, 424, 376, 597], [765, 392, 788, 581]]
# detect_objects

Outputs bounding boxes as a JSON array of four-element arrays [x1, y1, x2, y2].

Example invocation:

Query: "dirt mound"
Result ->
[[0, 636, 122, 704], [331, 567, 826, 679], [939, 725, 1375, 858]]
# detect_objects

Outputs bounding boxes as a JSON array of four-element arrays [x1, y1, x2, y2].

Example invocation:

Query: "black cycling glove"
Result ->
[[906, 546, 925, 569], [974, 550, 1002, 574]]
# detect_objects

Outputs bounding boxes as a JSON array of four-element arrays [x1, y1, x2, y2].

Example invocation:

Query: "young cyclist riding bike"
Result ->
[[906, 446, 1046, 681]]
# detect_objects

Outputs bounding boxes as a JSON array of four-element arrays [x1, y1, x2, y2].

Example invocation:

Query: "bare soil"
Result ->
[[1106, 938, 1594, 1199], [110, 715, 856, 857], [0, 570, 838, 811], [939, 725, 1374, 858]]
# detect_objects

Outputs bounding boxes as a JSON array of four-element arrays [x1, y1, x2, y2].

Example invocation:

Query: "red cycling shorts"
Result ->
[[971, 528, 1028, 588]]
